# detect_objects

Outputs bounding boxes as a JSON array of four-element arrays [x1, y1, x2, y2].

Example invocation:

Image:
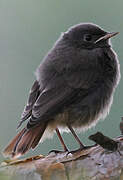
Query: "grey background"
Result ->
[[0, 0, 123, 161]]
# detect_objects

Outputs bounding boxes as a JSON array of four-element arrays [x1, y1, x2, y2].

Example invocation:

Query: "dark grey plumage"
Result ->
[[3, 23, 120, 158]]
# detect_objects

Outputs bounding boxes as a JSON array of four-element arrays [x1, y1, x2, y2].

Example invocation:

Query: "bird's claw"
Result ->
[[48, 149, 69, 155]]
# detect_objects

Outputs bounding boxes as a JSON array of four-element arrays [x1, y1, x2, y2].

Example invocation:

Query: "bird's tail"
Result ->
[[3, 123, 47, 158]]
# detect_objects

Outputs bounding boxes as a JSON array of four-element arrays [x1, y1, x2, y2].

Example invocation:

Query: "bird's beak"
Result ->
[[94, 32, 119, 44]]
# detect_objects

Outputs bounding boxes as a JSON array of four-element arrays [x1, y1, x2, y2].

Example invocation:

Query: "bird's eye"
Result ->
[[83, 34, 92, 42]]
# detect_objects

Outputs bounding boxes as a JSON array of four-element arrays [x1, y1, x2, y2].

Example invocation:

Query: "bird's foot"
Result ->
[[66, 145, 93, 156], [48, 149, 69, 155], [48, 145, 94, 156]]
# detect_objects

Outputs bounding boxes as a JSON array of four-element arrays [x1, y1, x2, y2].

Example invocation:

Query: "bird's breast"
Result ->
[[54, 57, 120, 132]]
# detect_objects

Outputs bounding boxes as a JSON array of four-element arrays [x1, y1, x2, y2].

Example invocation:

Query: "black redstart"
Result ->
[[3, 23, 120, 158]]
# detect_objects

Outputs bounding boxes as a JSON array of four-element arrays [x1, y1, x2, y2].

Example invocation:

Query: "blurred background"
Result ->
[[0, 0, 123, 162]]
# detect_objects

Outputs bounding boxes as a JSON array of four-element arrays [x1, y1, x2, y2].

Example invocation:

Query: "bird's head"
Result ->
[[63, 23, 119, 49]]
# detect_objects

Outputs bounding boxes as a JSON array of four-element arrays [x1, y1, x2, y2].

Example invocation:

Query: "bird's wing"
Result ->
[[18, 80, 40, 128], [27, 72, 77, 128]]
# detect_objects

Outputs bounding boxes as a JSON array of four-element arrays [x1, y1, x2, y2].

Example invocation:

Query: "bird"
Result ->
[[3, 23, 120, 158]]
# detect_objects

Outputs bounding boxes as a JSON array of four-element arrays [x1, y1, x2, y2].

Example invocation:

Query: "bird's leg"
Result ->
[[48, 128, 68, 154], [55, 128, 68, 151], [67, 125, 85, 149]]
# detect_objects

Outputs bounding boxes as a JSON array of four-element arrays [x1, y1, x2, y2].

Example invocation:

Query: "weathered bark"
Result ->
[[0, 134, 123, 180]]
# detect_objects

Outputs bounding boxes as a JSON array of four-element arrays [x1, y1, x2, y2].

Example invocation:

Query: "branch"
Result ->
[[0, 134, 123, 180]]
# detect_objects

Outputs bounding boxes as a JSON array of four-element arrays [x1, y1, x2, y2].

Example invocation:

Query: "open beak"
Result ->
[[94, 32, 119, 44]]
